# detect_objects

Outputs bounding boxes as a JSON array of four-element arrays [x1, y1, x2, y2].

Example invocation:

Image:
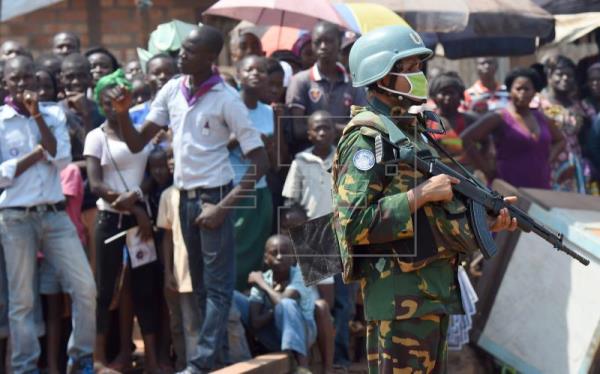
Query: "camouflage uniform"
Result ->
[[332, 103, 479, 374]]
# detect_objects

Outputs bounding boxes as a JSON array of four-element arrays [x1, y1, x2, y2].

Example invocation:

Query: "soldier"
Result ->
[[332, 25, 518, 373]]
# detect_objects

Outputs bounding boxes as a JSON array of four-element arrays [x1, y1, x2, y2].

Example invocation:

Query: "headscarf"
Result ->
[[93, 68, 131, 115], [429, 72, 466, 97], [587, 62, 600, 75], [292, 33, 311, 57]]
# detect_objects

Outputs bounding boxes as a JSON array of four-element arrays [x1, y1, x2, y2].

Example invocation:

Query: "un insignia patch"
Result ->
[[353, 149, 375, 171]]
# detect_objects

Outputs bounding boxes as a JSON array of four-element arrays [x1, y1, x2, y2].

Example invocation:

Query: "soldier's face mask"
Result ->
[[377, 71, 429, 102]]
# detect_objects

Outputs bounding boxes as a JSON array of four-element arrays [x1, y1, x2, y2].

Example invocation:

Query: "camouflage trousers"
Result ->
[[366, 314, 449, 374]]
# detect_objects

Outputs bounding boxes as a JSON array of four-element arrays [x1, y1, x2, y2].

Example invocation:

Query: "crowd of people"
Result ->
[[0, 17, 598, 374]]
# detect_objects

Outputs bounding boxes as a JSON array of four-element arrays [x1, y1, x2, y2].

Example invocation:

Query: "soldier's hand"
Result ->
[[489, 196, 518, 232], [414, 174, 460, 205]]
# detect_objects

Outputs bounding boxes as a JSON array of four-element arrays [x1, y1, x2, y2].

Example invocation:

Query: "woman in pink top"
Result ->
[[462, 67, 565, 189]]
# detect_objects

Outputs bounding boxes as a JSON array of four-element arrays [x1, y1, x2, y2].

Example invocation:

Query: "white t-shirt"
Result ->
[[282, 146, 335, 219], [83, 125, 151, 212]]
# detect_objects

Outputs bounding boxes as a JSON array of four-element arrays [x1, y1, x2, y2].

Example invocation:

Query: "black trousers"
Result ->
[[94, 210, 160, 335]]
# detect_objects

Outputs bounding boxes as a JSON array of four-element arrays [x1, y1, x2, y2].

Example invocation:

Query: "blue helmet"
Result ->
[[349, 25, 433, 88]]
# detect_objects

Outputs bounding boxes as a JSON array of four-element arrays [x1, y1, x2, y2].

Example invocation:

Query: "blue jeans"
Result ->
[[179, 185, 235, 371], [333, 274, 356, 366], [0, 243, 8, 340], [0, 209, 96, 373], [233, 291, 316, 357]]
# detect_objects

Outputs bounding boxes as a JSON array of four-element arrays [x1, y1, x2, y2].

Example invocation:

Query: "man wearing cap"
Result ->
[[332, 25, 517, 373]]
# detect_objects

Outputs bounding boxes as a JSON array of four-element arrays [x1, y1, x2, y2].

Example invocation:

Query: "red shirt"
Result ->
[[463, 80, 509, 113], [60, 164, 87, 246]]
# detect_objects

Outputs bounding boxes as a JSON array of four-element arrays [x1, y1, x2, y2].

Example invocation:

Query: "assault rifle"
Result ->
[[374, 118, 590, 266]]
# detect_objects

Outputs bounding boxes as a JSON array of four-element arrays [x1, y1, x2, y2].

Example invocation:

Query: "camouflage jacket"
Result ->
[[332, 105, 476, 321]]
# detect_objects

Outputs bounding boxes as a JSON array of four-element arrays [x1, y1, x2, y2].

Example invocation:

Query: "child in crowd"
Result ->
[[36, 69, 59, 105], [59, 53, 105, 162], [231, 55, 274, 291], [85, 47, 119, 89], [156, 160, 202, 371], [35, 54, 62, 81], [146, 54, 178, 96], [264, 58, 292, 234], [59, 53, 106, 269], [234, 235, 316, 374], [146, 146, 175, 371], [124, 60, 143, 81], [230, 30, 264, 63], [282, 110, 336, 220], [282, 110, 338, 372], [130, 54, 178, 146], [130, 78, 153, 107], [429, 72, 478, 164]]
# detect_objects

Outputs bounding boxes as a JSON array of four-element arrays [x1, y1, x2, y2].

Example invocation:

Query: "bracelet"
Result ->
[[32, 113, 42, 119]]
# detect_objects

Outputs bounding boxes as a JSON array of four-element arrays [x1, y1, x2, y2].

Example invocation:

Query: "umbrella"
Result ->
[[204, 0, 350, 31], [341, 0, 554, 39], [234, 3, 408, 56], [424, 32, 542, 59], [466, 0, 554, 38], [334, 3, 408, 34], [146, 19, 198, 55], [533, 0, 600, 15], [136, 19, 198, 72], [420, 0, 555, 59], [340, 0, 469, 33], [230, 21, 304, 56]]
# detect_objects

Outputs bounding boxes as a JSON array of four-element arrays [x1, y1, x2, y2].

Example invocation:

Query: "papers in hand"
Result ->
[[125, 227, 157, 268], [103, 227, 158, 268], [448, 266, 479, 351]]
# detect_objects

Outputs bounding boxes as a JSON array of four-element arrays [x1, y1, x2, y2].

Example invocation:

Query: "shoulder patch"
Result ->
[[352, 149, 375, 171]]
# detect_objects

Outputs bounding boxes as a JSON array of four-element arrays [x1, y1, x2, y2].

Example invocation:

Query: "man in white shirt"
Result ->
[[107, 26, 268, 374], [0, 56, 95, 374]]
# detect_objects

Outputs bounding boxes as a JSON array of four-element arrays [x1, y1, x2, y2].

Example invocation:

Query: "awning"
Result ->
[[550, 12, 600, 45]]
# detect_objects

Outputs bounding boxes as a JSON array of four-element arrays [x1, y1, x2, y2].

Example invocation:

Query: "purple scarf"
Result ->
[[4, 96, 28, 116], [180, 70, 223, 107]]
